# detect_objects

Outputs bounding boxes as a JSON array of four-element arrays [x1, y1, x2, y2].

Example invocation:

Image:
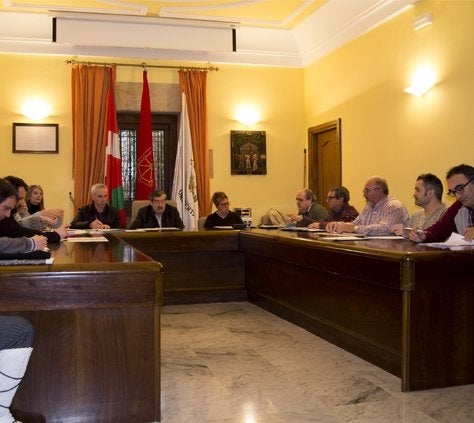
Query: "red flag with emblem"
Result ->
[[135, 69, 155, 199]]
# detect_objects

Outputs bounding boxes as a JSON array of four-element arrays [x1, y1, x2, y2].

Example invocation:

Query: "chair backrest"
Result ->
[[198, 216, 207, 230], [131, 199, 177, 222]]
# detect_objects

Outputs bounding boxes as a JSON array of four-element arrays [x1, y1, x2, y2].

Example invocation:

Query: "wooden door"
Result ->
[[307, 119, 341, 208]]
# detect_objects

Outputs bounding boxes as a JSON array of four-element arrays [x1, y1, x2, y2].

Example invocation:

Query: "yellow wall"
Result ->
[[1, 0, 473, 226], [0, 56, 305, 224], [0, 54, 74, 219], [304, 0, 474, 213]]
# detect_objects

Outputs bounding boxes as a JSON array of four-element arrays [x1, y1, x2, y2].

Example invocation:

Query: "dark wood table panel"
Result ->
[[0, 237, 163, 423], [113, 230, 246, 304], [241, 229, 474, 391]]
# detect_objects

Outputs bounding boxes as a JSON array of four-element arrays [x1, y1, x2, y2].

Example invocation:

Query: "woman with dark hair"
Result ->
[[203, 192, 244, 228]]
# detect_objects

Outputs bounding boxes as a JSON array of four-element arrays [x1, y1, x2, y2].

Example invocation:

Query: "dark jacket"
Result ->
[[0, 214, 60, 243], [129, 204, 184, 229], [297, 201, 329, 227], [204, 211, 243, 228], [70, 204, 122, 229]]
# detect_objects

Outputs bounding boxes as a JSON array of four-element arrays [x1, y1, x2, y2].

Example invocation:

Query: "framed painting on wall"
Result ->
[[230, 130, 266, 175]]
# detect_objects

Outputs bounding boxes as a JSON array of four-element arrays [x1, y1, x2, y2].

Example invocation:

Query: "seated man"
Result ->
[[326, 176, 408, 235], [0, 316, 36, 423], [0, 178, 65, 243], [204, 192, 243, 228], [409, 164, 474, 242], [70, 183, 122, 229], [129, 190, 184, 229], [392, 173, 447, 236], [288, 188, 328, 227], [0, 181, 46, 423], [308, 186, 358, 230]]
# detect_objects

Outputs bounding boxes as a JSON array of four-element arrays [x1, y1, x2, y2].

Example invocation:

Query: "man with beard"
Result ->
[[409, 164, 474, 242], [129, 189, 184, 229], [391, 173, 447, 236]]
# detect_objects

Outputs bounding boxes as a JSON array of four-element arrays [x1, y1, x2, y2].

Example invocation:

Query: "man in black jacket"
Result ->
[[70, 183, 122, 229], [129, 190, 184, 230]]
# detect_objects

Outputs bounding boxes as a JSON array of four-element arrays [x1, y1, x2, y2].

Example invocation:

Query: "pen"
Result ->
[[404, 227, 424, 233]]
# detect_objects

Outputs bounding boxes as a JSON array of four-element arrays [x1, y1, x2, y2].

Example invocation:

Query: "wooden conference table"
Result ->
[[1, 226, 473, 423], [114, 227, 474, 392], [0, 236, 163, 423], [239, 228, 474, 392]]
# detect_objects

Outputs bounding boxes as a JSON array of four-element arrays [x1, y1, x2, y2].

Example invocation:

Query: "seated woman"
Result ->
[[4, 177, 63, 231], [204, 192, 244, 228], [26, 184, 44, 215], [26, 184, 63, 229]]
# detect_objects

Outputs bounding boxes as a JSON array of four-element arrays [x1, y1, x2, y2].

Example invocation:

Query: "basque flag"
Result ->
[[105, 68, 126, 227]]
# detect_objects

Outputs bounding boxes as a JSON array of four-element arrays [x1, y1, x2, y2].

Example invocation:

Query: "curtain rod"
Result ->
[[65, 59, 218, 71]]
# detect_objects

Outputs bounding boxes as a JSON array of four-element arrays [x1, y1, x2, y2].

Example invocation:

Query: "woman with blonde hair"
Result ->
[[26, 184, 45, 214]]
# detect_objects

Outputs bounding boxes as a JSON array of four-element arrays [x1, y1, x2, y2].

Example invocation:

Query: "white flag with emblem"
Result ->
[[172, 92, 199, 230]]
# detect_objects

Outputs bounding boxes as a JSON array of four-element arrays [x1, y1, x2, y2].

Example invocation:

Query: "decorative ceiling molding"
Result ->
[[4, 0, 149, 16], [0, 0, 417, 67], [158, 0, 316, 28]]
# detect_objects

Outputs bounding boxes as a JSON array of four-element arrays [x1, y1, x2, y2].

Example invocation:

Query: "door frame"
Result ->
[[307, 119, 341, 205]]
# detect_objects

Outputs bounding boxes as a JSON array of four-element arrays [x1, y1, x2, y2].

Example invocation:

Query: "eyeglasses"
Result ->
[[447, 178, 473, 197], [219, 202, 230, 207], [363, 187, 380, 194]]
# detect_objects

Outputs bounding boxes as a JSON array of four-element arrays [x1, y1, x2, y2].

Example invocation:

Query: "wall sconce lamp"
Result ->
[[21, 98, 51, 120], [235, 105, 260, 126], [404, 66, 436, 96]]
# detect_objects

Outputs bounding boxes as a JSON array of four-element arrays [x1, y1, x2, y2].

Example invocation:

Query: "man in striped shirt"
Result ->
[[326, 176, 409, 236]]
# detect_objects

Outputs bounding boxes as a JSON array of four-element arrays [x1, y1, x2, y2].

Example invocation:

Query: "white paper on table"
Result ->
[[421, 232, 474, 249], [66, 236, 109, 242]]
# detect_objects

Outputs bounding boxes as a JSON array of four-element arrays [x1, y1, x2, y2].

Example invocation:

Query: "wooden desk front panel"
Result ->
[[241, 229, 474, 391], [113, 231, 246, 304], [403, 253, 474, 390], [0, 240, 163, 423], [241, 232, 403, 376]]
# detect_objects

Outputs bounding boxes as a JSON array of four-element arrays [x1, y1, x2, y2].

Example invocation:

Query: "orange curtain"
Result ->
[[178, 70, 210, 217], [71, 65, 112, 209]]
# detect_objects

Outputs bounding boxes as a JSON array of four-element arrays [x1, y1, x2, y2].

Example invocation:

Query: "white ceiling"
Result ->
[[0, 0, 416, 67]]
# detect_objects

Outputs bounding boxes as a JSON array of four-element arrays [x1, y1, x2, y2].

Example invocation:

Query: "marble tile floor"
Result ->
[[161, 302, 474, 423]]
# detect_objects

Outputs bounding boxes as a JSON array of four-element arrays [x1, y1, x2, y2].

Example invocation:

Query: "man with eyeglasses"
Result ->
[[288, 188, 328, 227], [326, 176, 408, 235], [204, 191, 243, 228], [391, 173, 447, 236], [129, 189, 184, 229], [409, 164, 474, 242], [307, 186, 358, 230]]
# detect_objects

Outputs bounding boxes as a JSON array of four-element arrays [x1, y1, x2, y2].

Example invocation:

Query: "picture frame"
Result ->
[[230, 130, 266, 175], [12, 123, 59, 154]]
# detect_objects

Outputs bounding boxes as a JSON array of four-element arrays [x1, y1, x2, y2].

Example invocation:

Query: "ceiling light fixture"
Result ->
[[413, 12, 432, 31]]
